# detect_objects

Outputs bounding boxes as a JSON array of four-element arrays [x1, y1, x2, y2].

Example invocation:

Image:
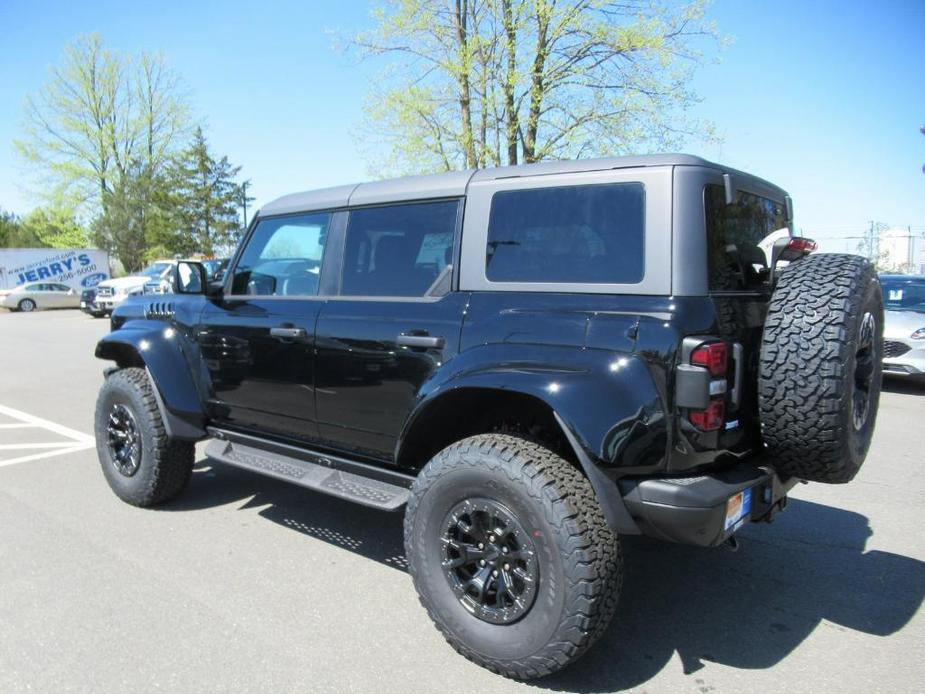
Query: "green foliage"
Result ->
[[92, 163, 172, 272], [168, 127, 247, 257], [15, 33, 192, 214], [21, 207, 89, 248], [352, 0, 723, 174], [0, 206, 90, 249]]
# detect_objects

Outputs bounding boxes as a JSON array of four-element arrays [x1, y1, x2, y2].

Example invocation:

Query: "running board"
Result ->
[[205, 437, 412, 511]]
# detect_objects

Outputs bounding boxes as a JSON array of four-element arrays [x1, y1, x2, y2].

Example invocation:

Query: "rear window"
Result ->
[[705, 184, 790, 291], [485, 183, 645, 284]]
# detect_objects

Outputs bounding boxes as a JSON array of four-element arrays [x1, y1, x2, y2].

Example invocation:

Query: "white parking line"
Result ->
[[0, 403, 94, 467]]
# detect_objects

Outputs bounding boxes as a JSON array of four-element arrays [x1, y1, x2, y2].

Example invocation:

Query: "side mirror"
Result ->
[[173, 261, 207, 295]]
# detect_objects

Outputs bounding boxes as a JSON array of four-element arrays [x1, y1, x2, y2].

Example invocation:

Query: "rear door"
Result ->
[[314, 199, 466, 462], [198, 211, 340, 444]]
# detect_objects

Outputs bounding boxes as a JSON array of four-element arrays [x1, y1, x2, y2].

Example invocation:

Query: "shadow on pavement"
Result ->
[[166, 460, 924, 692]]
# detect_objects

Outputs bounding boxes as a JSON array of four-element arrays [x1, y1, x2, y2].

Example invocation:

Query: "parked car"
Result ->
[[92, 154, 883, 680], [0, 281, 80, 311], [880, 274, 925, 380], [93, 261, 175, 314], [80, 287, 107, 318]]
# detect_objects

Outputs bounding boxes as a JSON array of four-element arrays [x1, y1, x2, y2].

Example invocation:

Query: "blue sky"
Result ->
[[1, 0, 923, 252]]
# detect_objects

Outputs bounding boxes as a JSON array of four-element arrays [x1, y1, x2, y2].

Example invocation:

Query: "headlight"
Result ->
[[911, 327, 925, 340]]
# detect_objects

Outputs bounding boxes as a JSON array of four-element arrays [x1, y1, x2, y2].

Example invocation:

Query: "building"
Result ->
[[880, 227, 925, 274]]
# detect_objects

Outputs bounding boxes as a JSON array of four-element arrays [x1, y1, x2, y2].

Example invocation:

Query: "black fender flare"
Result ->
[[95, 321, 206, 440], [397, 343, 666, 533]]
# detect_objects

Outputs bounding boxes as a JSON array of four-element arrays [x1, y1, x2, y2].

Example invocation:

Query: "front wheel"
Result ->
[[404, 434, 622, 680], [94, 367, 194, 507], [18, 298, 36, 312]]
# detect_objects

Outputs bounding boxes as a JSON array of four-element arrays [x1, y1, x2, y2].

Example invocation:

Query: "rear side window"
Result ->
[[341, 200, 458, 297], [485, 183, 645, 284], [705, 184, 789, 291]]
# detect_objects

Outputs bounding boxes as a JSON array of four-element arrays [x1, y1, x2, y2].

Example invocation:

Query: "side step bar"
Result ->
[[205, 433, 413, 511]]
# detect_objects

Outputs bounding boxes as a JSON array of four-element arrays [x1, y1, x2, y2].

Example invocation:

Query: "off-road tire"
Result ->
[[759, 254, 883, 483], [404, 434, 622, 680], [18, 298, 36, 312], [95, 367, 194, 506]]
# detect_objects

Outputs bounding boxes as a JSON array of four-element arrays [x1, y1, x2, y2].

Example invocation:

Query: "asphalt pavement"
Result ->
[[1, 309, 923, 693]]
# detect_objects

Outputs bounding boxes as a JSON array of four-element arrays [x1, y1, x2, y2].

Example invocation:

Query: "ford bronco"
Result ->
[[93, 154, 883, 679]]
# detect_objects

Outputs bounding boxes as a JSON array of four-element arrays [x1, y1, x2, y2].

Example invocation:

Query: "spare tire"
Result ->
[[758, 253, 883, 483]]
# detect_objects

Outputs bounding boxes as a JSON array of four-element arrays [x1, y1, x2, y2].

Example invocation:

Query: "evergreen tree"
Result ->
[[170, 127, 244, 257], [93, 163, 171, 271]]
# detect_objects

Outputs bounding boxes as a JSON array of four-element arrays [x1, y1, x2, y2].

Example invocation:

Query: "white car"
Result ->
[[0, 281, 80, 312], [93, 261, 175, 314], [880, 274, 925, 381]]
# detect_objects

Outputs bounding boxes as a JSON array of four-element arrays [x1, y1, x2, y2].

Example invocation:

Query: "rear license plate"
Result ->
[[724, 488, 752, 532], [80, 301, 86, 308]]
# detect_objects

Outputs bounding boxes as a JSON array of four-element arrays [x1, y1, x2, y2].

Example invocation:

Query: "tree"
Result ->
[[21, 207, 89, 248], [0, 210, 41, 248], [353, 0, 721, 174], [169, 127, 246, 257], [92, 163, 171, 272], [15, 34, 192, 213]]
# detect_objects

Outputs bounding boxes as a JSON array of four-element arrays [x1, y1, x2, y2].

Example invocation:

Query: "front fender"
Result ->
[[403, 342, 668, 472], [95, 319, 206, 440]]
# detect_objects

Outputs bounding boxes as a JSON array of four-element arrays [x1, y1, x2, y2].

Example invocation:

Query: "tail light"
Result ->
[[690, 342, 728, 377], [689, 399, 725, 431], [687, 340, 728, 432]]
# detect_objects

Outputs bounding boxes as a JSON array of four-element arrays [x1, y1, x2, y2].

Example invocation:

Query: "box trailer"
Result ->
[[0, 248, 110, 293]]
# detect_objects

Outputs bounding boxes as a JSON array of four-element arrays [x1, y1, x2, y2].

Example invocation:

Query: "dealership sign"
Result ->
[[0, 248, 110, 292]]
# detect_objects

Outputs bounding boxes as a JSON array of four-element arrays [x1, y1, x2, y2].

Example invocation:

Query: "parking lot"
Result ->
[[1, 308, 922, 693]]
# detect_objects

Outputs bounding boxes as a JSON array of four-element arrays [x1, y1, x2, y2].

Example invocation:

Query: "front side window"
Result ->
[[705, 185, 790, 292], [341, 200, 458, 297], [231, 212, 331, 296], [485, 183, 645, 284]]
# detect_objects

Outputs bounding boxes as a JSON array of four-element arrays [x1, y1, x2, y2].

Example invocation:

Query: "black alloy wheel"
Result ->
[[852, 311, 876, 431], [441, 497, 538, 625], [106, 403, 142, 477]]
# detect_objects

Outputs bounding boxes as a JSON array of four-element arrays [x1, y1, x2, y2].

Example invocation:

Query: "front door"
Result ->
[[314, 199, 464, 462], [199, 210, 338, 444]]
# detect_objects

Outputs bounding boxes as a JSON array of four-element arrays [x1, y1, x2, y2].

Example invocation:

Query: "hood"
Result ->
[[96, 276, 151, 290], [884, 309, 925, 339]]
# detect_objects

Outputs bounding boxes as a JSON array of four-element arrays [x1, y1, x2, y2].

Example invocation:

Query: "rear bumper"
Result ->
[[618, 463, 798, 547]]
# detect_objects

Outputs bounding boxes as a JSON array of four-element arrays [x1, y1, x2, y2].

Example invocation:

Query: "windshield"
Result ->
[[140, 262, 172, 277], [881, 278, 925, 313]]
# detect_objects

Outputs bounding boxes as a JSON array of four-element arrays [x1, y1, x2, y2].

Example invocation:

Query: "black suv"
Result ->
[[93, 154, 883, 679]]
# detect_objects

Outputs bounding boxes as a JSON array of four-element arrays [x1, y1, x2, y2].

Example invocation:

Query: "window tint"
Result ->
[[705, 184, 789, 291], [231, 213, 331, 296], [341, 200, 457, 297], [485, 183, 644, 284], [52, 283, 70, 291]]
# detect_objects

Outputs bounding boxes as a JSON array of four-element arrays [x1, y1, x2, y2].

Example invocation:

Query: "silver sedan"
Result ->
[[880, 274, 925, 380], [0, 282, 80, 312]]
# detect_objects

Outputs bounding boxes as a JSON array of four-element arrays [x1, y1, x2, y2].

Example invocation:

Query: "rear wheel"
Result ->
[[404, 434, 622, 679], [94, 367, 194, 506], [759, 254, 883, 483], [18, 298, 36, 312]]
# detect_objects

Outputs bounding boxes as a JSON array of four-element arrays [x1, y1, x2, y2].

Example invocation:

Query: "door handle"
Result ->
[[270, 327, 307, 340], [397, 333, 445, 349]]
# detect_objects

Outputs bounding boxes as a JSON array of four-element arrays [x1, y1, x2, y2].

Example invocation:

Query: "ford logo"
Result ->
[[81, 273, 108, 288]]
